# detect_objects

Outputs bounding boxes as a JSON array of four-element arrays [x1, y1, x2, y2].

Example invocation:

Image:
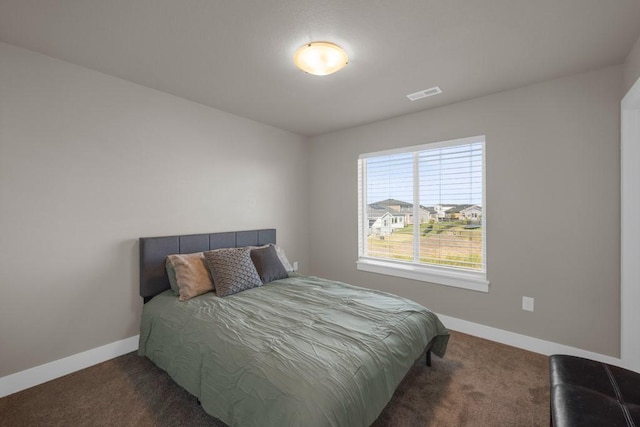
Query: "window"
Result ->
[[357, 135, 488, 292]]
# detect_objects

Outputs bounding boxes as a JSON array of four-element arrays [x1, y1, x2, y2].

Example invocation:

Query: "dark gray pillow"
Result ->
[[251, 245, 288, 284], [203, 247, 262, 297]]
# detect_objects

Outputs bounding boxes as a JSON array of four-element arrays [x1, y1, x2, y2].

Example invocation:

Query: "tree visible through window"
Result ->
[[358, 136, 485, 275]]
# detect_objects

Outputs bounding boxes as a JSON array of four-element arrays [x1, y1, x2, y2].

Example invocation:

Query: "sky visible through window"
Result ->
[[366, 143, 483, 206]]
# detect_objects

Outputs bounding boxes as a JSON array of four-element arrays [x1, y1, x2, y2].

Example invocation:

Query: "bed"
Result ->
[[138, 229, 449, 426]]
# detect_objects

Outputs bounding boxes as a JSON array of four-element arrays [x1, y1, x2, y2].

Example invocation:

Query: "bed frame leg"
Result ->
[[426, 350, 432, 367]]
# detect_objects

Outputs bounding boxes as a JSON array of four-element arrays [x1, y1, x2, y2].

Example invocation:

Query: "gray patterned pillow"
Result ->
[[203, 247, 263, 297]]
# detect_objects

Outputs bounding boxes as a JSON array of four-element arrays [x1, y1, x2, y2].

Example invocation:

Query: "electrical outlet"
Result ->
[[292, 261, 299, 272], [522, 296, 534, 312]]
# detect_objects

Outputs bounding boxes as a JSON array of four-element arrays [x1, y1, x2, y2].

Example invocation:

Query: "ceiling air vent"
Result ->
[[406, 86, 442, 101]]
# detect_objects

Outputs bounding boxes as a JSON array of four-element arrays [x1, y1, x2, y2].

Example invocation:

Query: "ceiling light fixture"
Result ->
[[294, 42, 348, 76]]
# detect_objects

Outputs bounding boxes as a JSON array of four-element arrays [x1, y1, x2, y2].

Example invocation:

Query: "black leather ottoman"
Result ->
[[549, 354, 640, 426]]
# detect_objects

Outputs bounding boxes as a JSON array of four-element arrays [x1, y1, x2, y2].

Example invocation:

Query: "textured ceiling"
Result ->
[[1, 0, 640, 136]]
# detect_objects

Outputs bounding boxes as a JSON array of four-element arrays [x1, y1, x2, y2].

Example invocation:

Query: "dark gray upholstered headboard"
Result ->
[[139, 229, 276, 302]]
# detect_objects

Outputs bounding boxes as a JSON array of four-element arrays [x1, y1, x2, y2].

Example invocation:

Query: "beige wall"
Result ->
[[0, 42, 310, 377], [624, 35, 640, 93], [308, 66, 622, 356]]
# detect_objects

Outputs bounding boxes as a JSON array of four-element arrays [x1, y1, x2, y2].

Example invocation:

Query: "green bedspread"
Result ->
[[139, 274, 449, 426]]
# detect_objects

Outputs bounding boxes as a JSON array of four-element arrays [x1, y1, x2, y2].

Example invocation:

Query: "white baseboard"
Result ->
[[438, 314, 623, 366], [0, 335, 139, 398]]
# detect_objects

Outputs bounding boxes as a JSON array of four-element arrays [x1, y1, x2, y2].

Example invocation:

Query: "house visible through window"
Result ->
[[357, 135, 489, 292]]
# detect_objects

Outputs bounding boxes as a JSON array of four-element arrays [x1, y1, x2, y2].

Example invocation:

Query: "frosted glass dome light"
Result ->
[[294, 42, 348, 76]]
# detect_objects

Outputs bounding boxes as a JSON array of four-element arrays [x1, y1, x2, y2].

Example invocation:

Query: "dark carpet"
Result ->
[[0, 331, 549, 426]]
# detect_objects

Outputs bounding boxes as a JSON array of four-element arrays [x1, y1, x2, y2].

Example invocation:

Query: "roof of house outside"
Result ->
[[370, 200, 481, 214]]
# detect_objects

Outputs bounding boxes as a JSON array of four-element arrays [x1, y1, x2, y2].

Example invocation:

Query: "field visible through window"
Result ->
[[366, 222, 483, 270]]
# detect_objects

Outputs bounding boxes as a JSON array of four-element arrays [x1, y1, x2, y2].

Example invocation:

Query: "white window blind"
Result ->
[[357, 135, 488, 291]]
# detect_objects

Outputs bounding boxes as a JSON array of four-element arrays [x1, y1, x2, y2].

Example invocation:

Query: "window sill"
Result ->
[[356, 257, 489, 292]]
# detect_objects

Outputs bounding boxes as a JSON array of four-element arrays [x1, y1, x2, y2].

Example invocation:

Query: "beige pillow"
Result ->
[[166, 253, 214, 301]]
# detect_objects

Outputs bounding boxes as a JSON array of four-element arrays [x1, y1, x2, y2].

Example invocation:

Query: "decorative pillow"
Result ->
[[250, 245, 288, 284], [203, 247, 263, 297], [166, 252, 214, 301], [165, 258, 180, 295], [273, 244, 294, 272], [248, 244, 293, 272]]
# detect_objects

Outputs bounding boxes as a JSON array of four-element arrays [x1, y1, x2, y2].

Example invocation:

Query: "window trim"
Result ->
[[357, 135, 489, 292], [356, 258, 489, 292]]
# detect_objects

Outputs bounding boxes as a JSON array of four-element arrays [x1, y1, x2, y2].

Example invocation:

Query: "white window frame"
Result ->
[[357, 135, 489, 292]]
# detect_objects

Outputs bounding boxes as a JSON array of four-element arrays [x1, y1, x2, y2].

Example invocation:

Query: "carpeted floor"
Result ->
[[0, 331, 549, 426]]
